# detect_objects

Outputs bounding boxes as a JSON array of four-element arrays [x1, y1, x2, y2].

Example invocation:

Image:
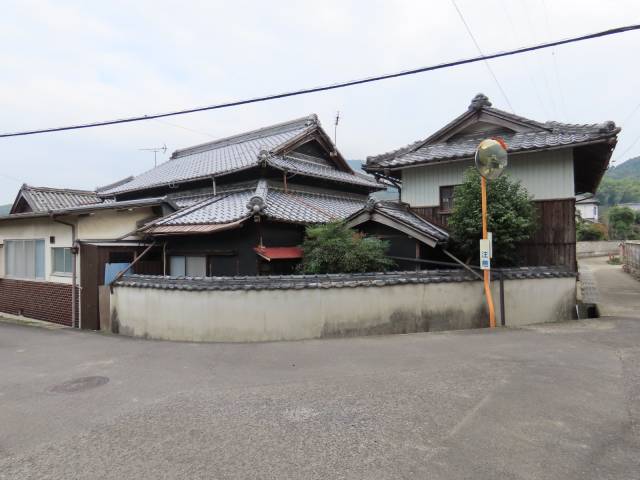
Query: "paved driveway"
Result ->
[[579, 255, 640, 318], [1, 317, 639, 479]]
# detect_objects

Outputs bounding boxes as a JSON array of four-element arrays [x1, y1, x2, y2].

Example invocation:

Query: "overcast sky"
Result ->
[[1, 0, 639, 203]]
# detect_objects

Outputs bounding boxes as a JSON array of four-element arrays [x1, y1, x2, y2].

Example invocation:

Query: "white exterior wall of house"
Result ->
[[0, 217, 75, 284], [0, 207, 156, 285], [401, 149, 574, 206], [76, 208, 155, 240], [576, 202, 599, 222]]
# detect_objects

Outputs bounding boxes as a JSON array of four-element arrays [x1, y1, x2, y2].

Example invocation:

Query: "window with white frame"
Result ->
[[170, 255, 206, 277], [4, 239, 45, 280], [52, 247, 73, 275]]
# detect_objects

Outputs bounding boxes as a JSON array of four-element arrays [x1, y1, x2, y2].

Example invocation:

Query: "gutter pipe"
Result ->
[[51, 215, 79, 328]]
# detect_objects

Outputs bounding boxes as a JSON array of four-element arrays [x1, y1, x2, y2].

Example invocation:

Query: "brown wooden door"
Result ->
[[79, 243, 100, 330]]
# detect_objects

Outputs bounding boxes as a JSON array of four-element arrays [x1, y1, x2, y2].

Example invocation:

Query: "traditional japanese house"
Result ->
[[0, 114, 448, 329], [97, 114, 449, 277], [364, 94, 620, 270]]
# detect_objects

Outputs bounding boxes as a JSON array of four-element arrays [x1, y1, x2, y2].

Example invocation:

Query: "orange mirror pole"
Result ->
[[481, 176, 496, 328]]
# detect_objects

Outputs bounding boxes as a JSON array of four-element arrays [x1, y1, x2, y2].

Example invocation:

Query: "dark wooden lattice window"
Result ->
[[439, 185, 458, 213]]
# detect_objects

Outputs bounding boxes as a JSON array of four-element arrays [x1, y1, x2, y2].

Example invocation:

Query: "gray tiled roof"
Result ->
[[115, 266, 575, 291], [265, 188, 365, 223], [100, 115, 343, 196], [366, 94, 619, 170], [144, 180, 367, 229], [1, 196, 173, 221], [268, 155, 382, 189], [375, 201, 449, 242], [18, 185, 102, 212], [152, 190, 255, 226], [99, 116, 316, 195]]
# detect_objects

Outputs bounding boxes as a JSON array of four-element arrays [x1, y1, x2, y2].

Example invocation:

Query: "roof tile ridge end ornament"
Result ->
[[169, 114, 319, 160], [364, 197, 379, 212], [468, 92, 492, 111], [246, 177, 268, 215]]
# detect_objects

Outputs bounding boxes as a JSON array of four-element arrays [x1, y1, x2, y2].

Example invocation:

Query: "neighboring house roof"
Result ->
[[575, 194, 599, 205], [98, 114, 376, 196], [365, 93, 619, 193], [345, 200, 449, 247], [10, 184, 102, 214], [0, 196, 175, 222], [141, 179, 369, 235]]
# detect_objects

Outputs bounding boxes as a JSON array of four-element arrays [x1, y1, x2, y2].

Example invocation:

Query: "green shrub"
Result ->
[[448, 168, 537, 266], [577, 222, 606, 241], [608, 206, 637, 239], [300, 222, 394, 274]]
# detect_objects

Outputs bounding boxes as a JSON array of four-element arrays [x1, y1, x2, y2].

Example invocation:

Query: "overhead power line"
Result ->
[[449, 0, 515, 112], [1, 24, 639, 139]]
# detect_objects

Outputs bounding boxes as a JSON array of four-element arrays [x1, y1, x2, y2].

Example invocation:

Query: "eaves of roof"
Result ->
[[0, 197, 174, 222]]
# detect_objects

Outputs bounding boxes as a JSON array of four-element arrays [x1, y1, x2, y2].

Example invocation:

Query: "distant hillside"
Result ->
[[0, 204, 11, 216], [597, 157, 640, 206], [606, 156, 640, 180]]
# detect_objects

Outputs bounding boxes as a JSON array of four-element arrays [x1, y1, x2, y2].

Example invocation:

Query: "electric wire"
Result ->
[[449, 0, 515, 112], [1, 24, 638, 139]]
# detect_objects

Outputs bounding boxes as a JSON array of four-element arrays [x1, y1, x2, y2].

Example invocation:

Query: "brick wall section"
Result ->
[[0, 279, 78, 327]]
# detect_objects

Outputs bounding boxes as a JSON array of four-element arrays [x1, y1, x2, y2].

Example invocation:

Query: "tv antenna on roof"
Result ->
[[139, 144, 167, 167], [334, 111, 340, 146]]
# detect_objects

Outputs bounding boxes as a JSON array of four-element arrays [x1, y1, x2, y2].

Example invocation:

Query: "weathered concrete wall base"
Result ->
[[577, 241, 620, 258], [110, 276, 576, 342]]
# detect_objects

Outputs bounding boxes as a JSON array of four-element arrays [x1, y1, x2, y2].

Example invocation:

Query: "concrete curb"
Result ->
[[0, 314, 68, 330]]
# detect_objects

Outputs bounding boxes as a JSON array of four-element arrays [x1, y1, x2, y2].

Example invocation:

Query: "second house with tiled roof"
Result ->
[[364, 93, 620, 270]]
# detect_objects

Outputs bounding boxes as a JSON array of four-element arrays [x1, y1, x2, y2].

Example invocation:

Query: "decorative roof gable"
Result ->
[[10, 184, 102, 214], [98, 115, 373, 196], [365, 93, 619, 173]]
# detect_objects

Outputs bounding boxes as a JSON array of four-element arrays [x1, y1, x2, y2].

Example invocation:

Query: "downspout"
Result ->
[[51, 215, 78, 328]]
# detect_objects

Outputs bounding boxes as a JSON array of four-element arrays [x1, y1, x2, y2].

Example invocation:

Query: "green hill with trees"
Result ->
[[605, 156, 640, 180], [596, 157, 640, 207]]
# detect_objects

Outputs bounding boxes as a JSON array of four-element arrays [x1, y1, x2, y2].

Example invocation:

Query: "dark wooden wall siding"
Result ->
[[516, 198, 576, 271], [412, 199, 576, 271], [410, 206, 450, 229], [163, 220, 306, 276], [356, 222, 450, 270]]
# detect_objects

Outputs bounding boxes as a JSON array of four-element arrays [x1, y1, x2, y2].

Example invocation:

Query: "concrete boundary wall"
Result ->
[[577, 241, 620, 258], [110, 270, 576, 342]]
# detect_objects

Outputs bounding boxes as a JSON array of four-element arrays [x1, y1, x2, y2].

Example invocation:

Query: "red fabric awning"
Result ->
[[254, 246, 303, 261]]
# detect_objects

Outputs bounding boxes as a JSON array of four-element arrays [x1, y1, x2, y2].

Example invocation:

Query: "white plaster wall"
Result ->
[[0, 217, 74, 284], [576, 203, 598, 221], [402, 149, 575, 206], [0, 207, 155, 284], [491, 277, 577, 328], [110, 276, 576, 342], [76, 208, 155, 239]]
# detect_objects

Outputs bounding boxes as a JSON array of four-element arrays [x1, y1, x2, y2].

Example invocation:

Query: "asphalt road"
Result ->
[[1, 317, 639, 479]]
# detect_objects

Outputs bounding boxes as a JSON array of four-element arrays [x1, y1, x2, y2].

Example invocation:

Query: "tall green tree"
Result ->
[[607, 206, 638, 239], [300, 222, 393, 274], [448, 168, 537, 266]]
